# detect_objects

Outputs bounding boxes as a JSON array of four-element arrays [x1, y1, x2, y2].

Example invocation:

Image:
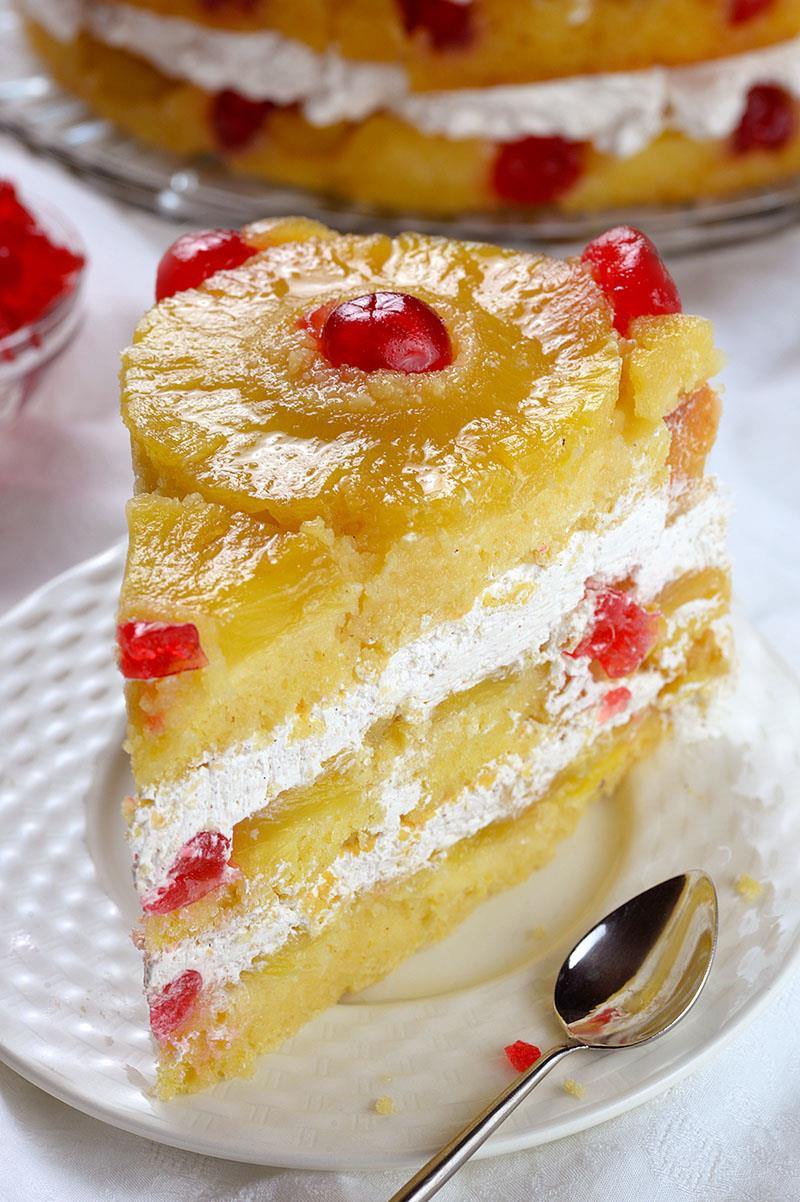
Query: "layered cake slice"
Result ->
[[117, 219, 730, 1096]]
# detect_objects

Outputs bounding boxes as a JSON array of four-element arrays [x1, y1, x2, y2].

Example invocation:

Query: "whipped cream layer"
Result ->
[[24, 0, 800, 156], [130, 478, 728, 897], [146, 594, 729, 997]]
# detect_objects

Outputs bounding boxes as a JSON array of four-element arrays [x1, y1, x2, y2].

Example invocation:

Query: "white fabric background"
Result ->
[[0, 141, 798, 1202]]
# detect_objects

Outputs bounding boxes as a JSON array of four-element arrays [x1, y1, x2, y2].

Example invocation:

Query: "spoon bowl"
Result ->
[[555, 870, 718, 1049], [390, 870, 718, 1202]]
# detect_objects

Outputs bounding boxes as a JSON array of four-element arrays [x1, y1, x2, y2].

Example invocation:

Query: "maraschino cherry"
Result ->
[[155, 228, 256, 301], [210, 89, 274, 153], [311, 291, 453, 373], [567, 588, 660, 679], [142, 831, 233, 914], [598, 685, 633, 724], [732, 84, 797, 153], [728, 0, 774, 23], [117, 621, 208, 680], [149, 970, 202, 1042], [398, 0, 473, 48], [492, 135, 585, 206], [504, 1040, 542, 1072], [0, 181, 84, 340], [581, 226, 682, 337]]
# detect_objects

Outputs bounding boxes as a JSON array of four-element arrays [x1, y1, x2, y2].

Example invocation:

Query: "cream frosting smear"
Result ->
[[23, 0, 800, 156], [128, 478, 729, 898]]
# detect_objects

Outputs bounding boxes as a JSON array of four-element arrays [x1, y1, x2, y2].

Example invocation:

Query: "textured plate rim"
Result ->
[[1, 548, 799, 1170]]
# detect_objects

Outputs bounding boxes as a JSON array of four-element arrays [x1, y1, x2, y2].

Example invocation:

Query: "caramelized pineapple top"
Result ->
[[123, 219, 721, 556], [122, 218, 630, 552]]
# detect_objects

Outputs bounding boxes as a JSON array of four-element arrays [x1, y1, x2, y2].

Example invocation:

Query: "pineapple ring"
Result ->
[[122, 220, 621, 547]]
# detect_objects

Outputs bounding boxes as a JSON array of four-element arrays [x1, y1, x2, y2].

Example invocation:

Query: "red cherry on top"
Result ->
[[492, 135, 585, 206], [210, 89, 274, 153], [117, 621, 208, 680], [567, 588, 660, 679], [155, 228, 256, 301], [398, 0, 474, 49], [728, 0, 774, 23], [732, 84, 797, 154], [581, 225, 682, 337], [142, 831, 233, 914], [315, 291, 453, 373], [149, 970, 202, 1043]]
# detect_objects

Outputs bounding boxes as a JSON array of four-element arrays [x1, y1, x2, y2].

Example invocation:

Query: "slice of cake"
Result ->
[[117, 218, 730, 1096]]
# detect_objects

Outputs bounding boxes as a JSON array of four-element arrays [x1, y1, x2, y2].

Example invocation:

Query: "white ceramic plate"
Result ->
[[0, 546, 798, 1170]]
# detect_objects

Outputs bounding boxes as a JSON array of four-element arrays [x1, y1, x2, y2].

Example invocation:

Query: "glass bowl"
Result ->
[[0, 198, 86, 424]]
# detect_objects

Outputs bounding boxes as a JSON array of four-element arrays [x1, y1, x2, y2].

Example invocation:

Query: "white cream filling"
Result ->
[[23, 0, 800, 157], [131, 478, 728, 901], [146, 597, 727, 997]]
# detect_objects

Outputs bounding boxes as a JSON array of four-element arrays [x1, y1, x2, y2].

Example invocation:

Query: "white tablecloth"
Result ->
[[1, 141, 798, 1202]]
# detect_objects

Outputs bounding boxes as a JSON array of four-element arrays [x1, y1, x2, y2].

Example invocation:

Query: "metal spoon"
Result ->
[[389, 870, 718, 1202]]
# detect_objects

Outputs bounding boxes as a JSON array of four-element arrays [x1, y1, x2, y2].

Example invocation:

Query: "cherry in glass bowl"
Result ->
[[0, 193, 87, 424]]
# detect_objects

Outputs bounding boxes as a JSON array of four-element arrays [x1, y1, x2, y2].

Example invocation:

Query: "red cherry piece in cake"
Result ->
[[318, 291, 453, 373], [299, 300, 335, 339], [155, 228, 256, 301], [581, 225, 682, 337], [728, 0, 774, 23], [200, 0, 257, 11], [598, 685, 633, 724], [732, 84, 797, 154], [504, 1040, 542, 1072], [568, 588, 660, 679], [142, 831, 233, 914], [117, 620, 208, 680], [149, 969, 202, 1042], [211, 89, 273, 153], [398, 0, 474, 49], [492, 136, 585, 206]]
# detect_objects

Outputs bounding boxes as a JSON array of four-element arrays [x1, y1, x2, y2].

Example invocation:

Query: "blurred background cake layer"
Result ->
[[18, 0, 800, 213]]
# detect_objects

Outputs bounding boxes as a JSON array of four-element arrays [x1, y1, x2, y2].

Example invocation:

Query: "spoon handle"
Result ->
[[388, 1043, 581, 1202]]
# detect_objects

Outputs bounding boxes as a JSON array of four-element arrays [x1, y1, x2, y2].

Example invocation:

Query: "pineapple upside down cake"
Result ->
[[19, 0, 800, 214], [117, 219, 730, 1096]]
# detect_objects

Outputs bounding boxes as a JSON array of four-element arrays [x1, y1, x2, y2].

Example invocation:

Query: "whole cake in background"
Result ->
[[18, 0, 800, 213], [116, 217, 730, 1095]]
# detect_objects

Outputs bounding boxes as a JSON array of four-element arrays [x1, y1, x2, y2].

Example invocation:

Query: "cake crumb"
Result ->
[[374, 1095, 395, 1116], [735, 873, 764, 902], [528, 925, 547, 941], [380, 1073, 393, 1084], [563, 1078, 586, 1100]]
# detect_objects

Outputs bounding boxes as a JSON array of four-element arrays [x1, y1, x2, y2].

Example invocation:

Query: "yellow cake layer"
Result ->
[[142, 566, 730, 952], [116, 211, 720, 788], [155, 699, 674, 1097], [27, 23, 800, 215], [39, 0, 800, 86]]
